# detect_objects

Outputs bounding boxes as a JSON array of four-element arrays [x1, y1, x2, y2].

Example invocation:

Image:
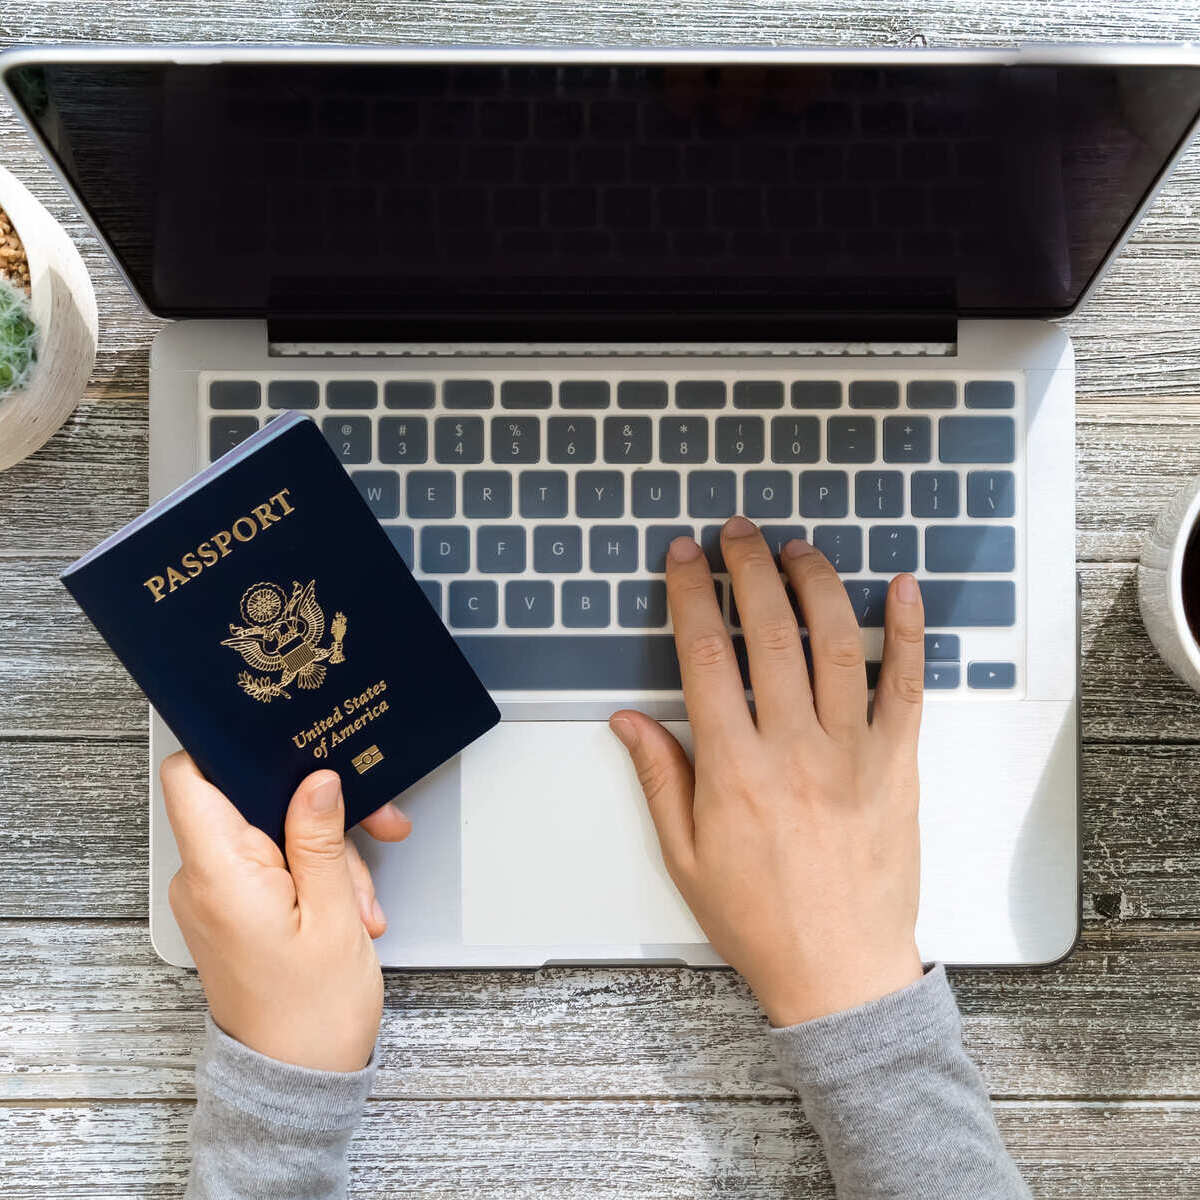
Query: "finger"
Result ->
[[160, 751, 260, 879], [664, 536, 755, 746], [344, 839, 388, 939], [780, 539, 868, 745], [610, 710, 696, 881], [283, 771, 357, 920], [872, 573, 925, 742], [360, 802, 413, 843], [720, 516, 815, 735]]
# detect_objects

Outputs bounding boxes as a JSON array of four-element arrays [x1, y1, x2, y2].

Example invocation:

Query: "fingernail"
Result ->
[[783, 538, 814, 558], [371, 898, 386, 927], [897, 573, 920, 603], [668, 536, 701, 562], [309, 776, 341, 813], [724, 515, 756, 539], [609, 716, 637, 749]]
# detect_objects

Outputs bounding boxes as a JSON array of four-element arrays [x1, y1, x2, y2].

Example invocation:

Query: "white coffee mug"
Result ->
[[1139, 476, 1200, 692]]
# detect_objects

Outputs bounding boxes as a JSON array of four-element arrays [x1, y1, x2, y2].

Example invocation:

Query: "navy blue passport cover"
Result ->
[[62, 411, 500, 844]]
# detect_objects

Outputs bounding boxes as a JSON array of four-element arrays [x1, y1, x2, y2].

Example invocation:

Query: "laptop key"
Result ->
[[209, 380, 260, 410], [618, 380, 669, 409], [406, 471, 456, 518], [700, 524, 725, 572], [561, 581, 610, 627], [321, 416, 371, 464], [548, 416, 597, 463], [645, 524, 695, 572], [815, 526, 863, 572], [827, 417, 876, 463], [506, 581, 554, 628], [743, 470, 792, 518], [842, 579, 889, 626], [924, 663, 961, 689], [855, 470, 904, 518], [384, 380, 435, 409], [604, 416, 653, 463], [919, 580, 1016, 627], [911, 471, 959, 518], [907, 380, 956, 409], [925, 633, 960, 661], [939, 416, 1015, 464], [688, 471, 738, 518], [444, 379, 494, 409], [676, 380, 727, 409], [760, 525, 808, 564], [964, 381, 1015, 410], [771, 416, 820, 463], [883, 416, 931, 463], [517, 471, 568, 519], [849, 380, 900, 409], [267, 380, 318, 410], [632, 470, 681, 518], [618, 580, 668, 628], [791, 380, 841, 409], [660, 416, 709, 463], [734, 380, 784, 409], [327, 380, 378, 409], [379, 417, 428, 464], [560, 380, 610, 409], [576, 471, 625, 517], [210, 416, 259, 459], [449, 581, 498, 628], [351, 470, 400, 519], [494, 416, 540, 463], [477, 525, 527, 573], [967, 470, 1016, 518], [925, 526, 1015, 573], [385, 525, 414, 569], [968, 661, 1017, 689], [716, 416, 765, 463], [463, 471, 512, 518], [590, 525, 639, 573], [435, 417, 484, 464], [534, 525, 583, 573], [457, 634, 682, 688], [501, 380, 552, 409], [420, 526, 470, 574], [800, 470, 849, 518], [869, 525, 918, 573]]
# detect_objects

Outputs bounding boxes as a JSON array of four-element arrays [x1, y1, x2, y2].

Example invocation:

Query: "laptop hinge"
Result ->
[[266, 312, 958, 357]]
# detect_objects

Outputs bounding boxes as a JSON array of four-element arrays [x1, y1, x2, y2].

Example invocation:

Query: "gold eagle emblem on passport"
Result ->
[[221, 580, 347, 703]]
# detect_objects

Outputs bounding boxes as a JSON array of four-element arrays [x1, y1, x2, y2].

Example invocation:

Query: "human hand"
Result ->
[[611, 517, 925, 1027], [161, 753, 412, 1070]]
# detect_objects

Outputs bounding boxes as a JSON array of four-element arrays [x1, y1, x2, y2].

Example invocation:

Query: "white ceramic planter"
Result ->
[[0, 165, 97, 471]]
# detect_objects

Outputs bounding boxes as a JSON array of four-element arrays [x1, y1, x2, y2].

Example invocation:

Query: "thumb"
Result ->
[[284, 771, 356, 917], [609, 711, 696, 880]]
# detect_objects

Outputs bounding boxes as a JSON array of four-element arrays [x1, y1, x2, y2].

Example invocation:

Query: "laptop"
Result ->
[[7, 45, 1199, 969]]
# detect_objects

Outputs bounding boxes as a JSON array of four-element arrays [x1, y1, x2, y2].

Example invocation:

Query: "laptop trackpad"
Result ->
[[460, 721, 705, 947]]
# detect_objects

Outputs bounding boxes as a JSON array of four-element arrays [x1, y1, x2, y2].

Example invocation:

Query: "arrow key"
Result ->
[[924, 663, 961, 689], [968, 662, 1016, 689]]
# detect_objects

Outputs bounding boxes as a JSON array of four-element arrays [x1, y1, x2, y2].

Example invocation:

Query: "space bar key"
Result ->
[[457, 635, 683, 690]]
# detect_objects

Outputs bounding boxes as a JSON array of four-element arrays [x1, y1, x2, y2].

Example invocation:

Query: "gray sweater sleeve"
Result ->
[[770, 965, 1030, 1199], [187, 1015, 376, 1200]]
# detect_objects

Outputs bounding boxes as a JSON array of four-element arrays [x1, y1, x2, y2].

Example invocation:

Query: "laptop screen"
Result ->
[[6, 53, 1200, 331]]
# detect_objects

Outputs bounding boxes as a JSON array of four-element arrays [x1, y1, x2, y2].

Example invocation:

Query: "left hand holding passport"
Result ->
[[162, 752, 409, 1072]]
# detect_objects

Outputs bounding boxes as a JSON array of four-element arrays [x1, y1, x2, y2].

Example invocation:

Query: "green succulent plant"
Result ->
[[0, 275, 37, 397]]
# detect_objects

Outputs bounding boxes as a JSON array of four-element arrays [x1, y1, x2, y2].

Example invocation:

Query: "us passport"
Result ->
[[62, 410, 500, 844]]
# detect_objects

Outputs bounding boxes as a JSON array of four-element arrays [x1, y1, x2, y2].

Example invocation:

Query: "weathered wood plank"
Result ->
[[1, 558, 1195, 739], [3, 1098, 1200, 1198], [5, 921, 1200, 1103]]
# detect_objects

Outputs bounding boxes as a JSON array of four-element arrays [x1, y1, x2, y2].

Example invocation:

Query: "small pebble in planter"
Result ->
[[0, 276, 37, 397]]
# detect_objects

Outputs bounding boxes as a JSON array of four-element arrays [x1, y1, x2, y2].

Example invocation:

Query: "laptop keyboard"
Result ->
[[206, 369, 1022, 701]]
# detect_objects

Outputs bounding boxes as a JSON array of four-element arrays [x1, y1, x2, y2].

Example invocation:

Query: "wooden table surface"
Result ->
[[4, 2, 1200, 1195]]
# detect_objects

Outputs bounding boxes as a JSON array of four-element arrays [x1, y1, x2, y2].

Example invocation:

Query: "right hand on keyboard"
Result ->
[[609, 515, 927, 1027]]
